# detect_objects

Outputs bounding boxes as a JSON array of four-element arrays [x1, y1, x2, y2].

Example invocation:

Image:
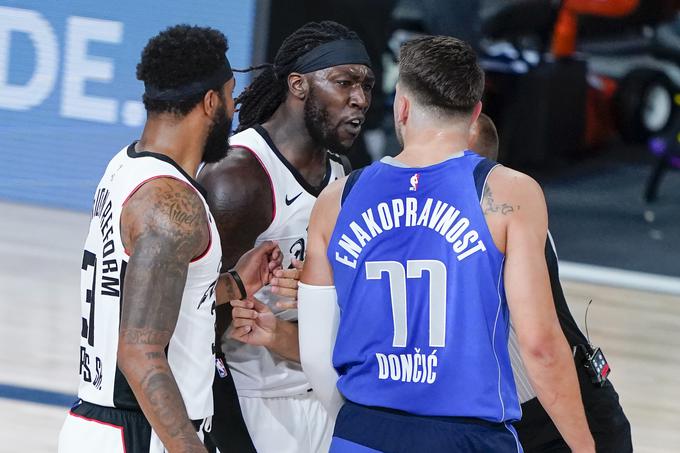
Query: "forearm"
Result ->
[[215, 272, 243, 306], [118, 344, 204, 452], [267, 319, 300, 362], [521, 334, 594, 452], [297, 282, 344, 418]]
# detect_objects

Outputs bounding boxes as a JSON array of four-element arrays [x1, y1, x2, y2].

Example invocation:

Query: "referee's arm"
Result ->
[[501, 171, 594, 453]]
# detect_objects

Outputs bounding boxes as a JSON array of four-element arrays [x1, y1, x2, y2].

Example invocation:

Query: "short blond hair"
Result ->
[[471, 113, 499, 161]]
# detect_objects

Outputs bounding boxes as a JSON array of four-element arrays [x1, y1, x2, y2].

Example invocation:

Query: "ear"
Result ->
[[470, 101, 482, 125], [395, 92, 410, 126], [202, 89, 220, 117], [287, 73, 308, 100]]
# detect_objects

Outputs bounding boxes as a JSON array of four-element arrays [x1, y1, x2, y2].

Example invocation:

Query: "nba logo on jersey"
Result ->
[[215, 357, 229, 378], [409, 173, 420, 191]]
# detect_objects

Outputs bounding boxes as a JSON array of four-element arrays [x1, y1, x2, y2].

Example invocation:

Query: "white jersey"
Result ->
[[77, 143, 221, 419], [223, 125, 347, 397]]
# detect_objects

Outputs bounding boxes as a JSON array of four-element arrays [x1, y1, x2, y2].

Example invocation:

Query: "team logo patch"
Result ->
[[409, 173, 420, 191], [215, 357, 228, 378]]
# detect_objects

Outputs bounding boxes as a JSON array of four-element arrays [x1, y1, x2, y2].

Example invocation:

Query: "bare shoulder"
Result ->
[[482, 166, 545, 217], [308, 176, 348, 240], [315, 175, 349, 222], [199, 147, 271, 203], [121, 177, 209, 260], [318, 175, 348, 207], [198, 146, 273, 226]]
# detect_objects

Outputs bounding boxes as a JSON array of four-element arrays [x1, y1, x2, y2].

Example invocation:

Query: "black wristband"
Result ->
[[227, 269, 247, 300]]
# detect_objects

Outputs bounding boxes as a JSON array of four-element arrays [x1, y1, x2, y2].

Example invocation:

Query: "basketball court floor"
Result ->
[[1, 200, 679, 452]]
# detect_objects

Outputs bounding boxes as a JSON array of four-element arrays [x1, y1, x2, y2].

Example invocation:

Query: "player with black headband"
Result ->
[[58, 25, 281, 453], [198, 21, 374, 453]]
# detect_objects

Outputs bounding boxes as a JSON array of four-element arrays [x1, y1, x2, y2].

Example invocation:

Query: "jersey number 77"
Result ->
[[365, 260, 447, 348]]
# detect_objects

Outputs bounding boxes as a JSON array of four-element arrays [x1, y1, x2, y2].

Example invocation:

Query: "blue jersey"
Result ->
[[328, 152, 520, 422]]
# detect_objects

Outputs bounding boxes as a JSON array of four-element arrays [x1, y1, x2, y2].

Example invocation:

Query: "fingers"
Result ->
[[229, 325, 252, 341], [273, 267, 301, 281], [230, 299, 254, 309], [271, 263, 301, 299], [256, 240, 279, 254], [232, 317, 255, 329], [271, 275, 299, 290], [291, 258, 304, 270], [275, 300, 298, 310], [271, 286, 297, 298], [269, 247, 283, 271], [250, 298, 272, 314], [231, 306, 258, 320]]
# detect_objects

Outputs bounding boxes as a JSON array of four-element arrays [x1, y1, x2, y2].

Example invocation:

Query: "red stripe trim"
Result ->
[[68, 410, 127, 452], [231, 145, 276, 222], [121, 175, 212, 261]]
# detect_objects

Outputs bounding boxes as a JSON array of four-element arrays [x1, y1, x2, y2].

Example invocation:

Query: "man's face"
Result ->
[[202, 78, 235, 163], [303, 64, 374, 155]]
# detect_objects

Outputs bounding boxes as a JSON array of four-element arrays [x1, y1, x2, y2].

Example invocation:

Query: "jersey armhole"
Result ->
[[121, 175, 212, 262], [341, 168, 366, 206], [473, 158, 501, 202], [472, 159, 505, 256]]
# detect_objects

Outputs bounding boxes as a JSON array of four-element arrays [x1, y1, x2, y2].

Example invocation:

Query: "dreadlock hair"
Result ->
[[136, 25, 229, 117], [235, 21, 360, 132]]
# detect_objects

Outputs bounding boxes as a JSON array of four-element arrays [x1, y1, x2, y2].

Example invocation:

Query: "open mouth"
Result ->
[[344, 117, 364, 134]]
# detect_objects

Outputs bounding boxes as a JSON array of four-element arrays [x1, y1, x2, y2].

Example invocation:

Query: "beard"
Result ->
[[202, 100, 233, 164], [303, 87, 352, 155]]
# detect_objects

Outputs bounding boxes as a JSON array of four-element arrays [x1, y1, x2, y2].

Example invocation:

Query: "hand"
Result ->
[[229, 298, 277, 347], [234, 241, 282, 297], [272, 259, 303, 310]]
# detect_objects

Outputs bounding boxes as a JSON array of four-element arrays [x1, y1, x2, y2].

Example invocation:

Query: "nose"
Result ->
[[349, 85, 369, 112]]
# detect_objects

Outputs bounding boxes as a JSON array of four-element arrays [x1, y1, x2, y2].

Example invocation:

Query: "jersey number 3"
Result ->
[[366, 260, 447, 348]]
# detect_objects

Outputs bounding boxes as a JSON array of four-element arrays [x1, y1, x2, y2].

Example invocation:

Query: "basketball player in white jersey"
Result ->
[[198, 21, 374, 453], [58, 26, 280, 453]]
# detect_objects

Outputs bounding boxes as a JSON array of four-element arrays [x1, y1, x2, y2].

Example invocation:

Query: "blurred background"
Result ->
[[0, 0, 679, 451]]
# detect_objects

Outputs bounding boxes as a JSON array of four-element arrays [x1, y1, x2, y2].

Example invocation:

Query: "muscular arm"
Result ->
[[118, 178, 209, 452], [486, 169, 594, 452], [299, 179, 345, 415], [198, 147, 272, 332]]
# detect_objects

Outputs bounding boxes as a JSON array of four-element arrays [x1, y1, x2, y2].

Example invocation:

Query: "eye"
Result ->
[[337, 80, 351, 87], [363, 83, 374, 91]]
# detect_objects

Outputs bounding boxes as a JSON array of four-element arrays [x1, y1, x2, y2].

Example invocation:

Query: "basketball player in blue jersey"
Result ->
[[58, 26, 281, 453], [470, 114, 633, 452], [198, 22, 373, 453], [298, 36, 596, 452]]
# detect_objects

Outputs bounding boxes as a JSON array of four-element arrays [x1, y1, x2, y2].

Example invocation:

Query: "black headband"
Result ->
[[291, 39, 371, 74], [144, 62, 233, 102]]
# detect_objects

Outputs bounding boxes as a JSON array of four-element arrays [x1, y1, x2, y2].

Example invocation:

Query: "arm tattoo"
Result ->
[[482, 184, 519, 215], [118, 178, 208, 450], [216, 273, 240, 306]]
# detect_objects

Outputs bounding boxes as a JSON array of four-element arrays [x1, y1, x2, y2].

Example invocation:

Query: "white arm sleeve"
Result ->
[[298, 282, 345, 419]]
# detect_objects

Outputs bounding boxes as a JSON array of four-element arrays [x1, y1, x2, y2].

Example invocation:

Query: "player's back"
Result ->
[[329, 152, 520, 423], [76, 143, 220, 419]]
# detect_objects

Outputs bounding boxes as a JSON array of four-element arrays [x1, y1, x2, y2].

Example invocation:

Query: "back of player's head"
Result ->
[[236, 21, 361, 132], [398, 36, 484, 117], [471, 113, 499, 161], [137, 25, 230, 117]]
